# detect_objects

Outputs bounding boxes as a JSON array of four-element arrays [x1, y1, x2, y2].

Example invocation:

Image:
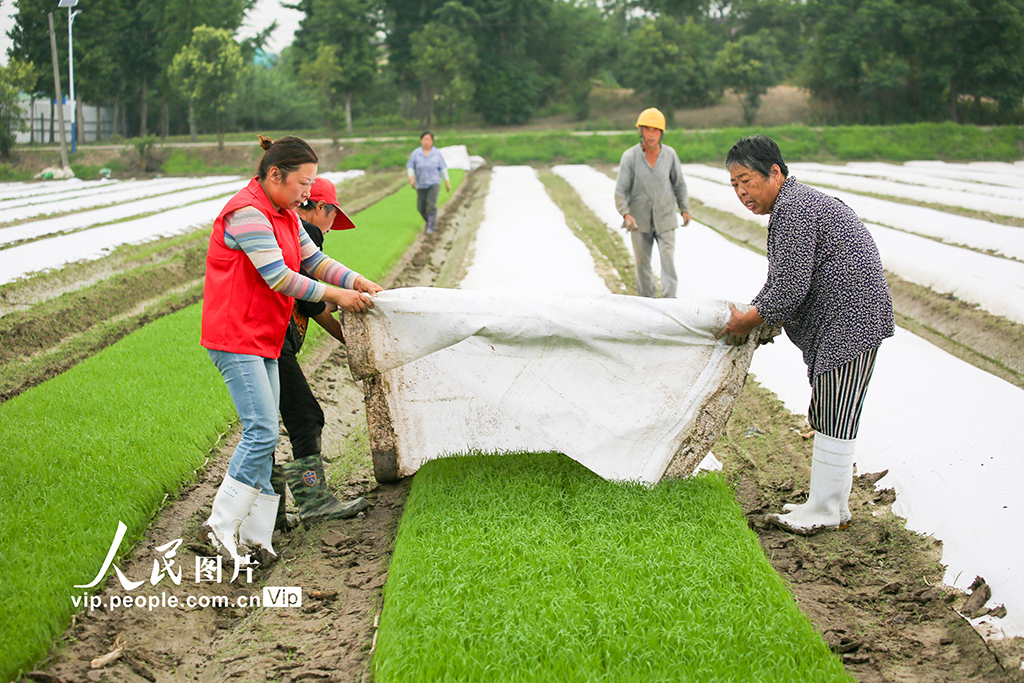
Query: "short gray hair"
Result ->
[[725, 135, 789, 178]]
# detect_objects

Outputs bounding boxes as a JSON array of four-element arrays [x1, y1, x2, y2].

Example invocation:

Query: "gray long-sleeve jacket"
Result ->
[[614, 143, 689, 235]]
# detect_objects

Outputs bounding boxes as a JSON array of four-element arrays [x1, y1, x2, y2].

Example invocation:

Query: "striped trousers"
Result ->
[[808, 347, 880, 440]]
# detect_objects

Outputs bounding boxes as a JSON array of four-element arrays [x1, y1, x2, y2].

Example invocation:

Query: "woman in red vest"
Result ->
[[201, 136, 382, 565]]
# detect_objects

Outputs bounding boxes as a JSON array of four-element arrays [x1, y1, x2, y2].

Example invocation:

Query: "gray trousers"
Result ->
[[631, 229, 677, 298], [416, 184, 440, 231]]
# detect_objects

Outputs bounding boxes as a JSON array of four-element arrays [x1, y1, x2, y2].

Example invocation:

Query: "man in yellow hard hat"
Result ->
[[614, 107, 691, 298]]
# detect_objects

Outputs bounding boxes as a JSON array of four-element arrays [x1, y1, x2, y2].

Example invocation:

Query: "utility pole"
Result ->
[[59, 0, 82, 154], [47, 12, 70, 169]]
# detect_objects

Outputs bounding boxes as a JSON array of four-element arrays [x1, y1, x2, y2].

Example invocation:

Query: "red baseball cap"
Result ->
[[308, 177, 355, 231]]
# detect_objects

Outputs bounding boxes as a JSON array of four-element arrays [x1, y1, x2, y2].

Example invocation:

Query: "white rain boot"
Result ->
[[769, 432, 855, 536], [783, 433, 853, 526], [205, 475, 260, 563], [238, 492, 280, 557], [784, 496, 852, 526]]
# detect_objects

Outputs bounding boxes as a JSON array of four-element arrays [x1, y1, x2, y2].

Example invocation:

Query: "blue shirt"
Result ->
[[407, 147, 450, 189]]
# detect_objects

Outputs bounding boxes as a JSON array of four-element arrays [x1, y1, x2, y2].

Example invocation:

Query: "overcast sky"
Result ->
[[0, 0, 303, 67]]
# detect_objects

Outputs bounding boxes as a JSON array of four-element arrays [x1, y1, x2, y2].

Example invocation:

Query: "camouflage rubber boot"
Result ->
[[270, 463, 288, 532], [282, 454, 369, 525]]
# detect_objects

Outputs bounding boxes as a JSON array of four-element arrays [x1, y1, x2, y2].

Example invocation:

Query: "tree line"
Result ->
[[3, 0, 1023, 148]]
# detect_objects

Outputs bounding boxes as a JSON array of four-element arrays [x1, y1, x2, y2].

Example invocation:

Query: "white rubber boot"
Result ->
[[769, 433, 855, 536], [238, 492, 280, 557], [784, 433, 853, 526], [205, 475, 260, 563]]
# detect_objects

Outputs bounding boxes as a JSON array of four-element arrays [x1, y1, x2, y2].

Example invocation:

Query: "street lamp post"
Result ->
[[57, 0, 80, 154]]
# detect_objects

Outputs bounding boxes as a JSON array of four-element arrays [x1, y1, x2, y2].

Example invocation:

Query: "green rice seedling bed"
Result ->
[[0, 305, 234, 680], [0, 173, 459, 681], [375, 453, 850, 683]]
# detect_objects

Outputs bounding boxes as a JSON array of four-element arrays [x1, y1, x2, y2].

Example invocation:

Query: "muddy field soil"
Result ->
[[19, 168, 1024, 683]]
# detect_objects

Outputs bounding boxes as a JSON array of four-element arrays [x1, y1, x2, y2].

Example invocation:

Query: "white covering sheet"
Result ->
[[349, 166, 761, 484], [348, 288, 759, 483]]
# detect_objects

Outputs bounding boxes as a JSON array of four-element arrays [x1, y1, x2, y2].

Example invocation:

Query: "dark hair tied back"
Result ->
[[256, 135, 318, 181]]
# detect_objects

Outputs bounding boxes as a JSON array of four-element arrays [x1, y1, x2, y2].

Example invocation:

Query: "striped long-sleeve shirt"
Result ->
[[223, 206, 360, 302]]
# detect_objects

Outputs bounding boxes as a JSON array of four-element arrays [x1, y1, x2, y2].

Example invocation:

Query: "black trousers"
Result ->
[[278, 336, 324, 459]]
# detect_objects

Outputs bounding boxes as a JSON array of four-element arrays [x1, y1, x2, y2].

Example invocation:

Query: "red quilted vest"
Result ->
[[201, 177, 302, 358]]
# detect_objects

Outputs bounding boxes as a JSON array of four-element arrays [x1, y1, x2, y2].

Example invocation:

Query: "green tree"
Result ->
[[297, 44, 347, 135], [471, 0, 550, 124], [145, 0, 254, 137], [714, 31, 784, 124], [384, 0, 551, 125], [9, 0, 252, 139], [945, 0, 1024, 122], [168, 26, 244, 148], [620, 16, 719, 124], [291, 0, 379, 133], [724, 0, 806, 78], [799, 0, 1011, 123], [0, 58, 38, 157], [545, 1, 613, 121], [231, 49, 319, 132], [410, 22, 478, 126]]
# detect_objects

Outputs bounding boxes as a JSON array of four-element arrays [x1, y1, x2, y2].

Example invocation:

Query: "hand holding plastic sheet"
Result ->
[[344, 288, 774, 484]]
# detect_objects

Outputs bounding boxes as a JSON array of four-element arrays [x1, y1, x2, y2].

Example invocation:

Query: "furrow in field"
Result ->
[[787, 165, 1024, 219], [0, 177, 122, 202], [862, 161, 1024, 190], [685, 163, 1024, 261], [0, 178, 244, 247], [0, 177, 180, 211]]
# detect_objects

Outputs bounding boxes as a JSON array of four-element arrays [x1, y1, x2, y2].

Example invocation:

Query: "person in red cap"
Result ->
[[271, 176, 376, 530], [202, 137, 381, 569]]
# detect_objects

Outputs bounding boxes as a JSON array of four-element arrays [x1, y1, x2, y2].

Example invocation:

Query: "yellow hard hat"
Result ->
[[635, 108, 666, 131]]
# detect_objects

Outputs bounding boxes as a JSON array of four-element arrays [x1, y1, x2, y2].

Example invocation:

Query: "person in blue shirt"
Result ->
[[406, 131, 450, 233]]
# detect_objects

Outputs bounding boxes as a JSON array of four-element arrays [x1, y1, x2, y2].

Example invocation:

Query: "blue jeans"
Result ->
[[208, 350, 279, 493]]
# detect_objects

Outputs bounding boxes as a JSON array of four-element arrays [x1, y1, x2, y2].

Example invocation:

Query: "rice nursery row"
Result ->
[[0, 175, 463, 681]]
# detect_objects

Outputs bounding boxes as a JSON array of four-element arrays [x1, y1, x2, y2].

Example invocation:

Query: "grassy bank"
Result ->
[[374, 453, 849, 682], [337, 123, 1024, 170], [0, 172, 443, 681]]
